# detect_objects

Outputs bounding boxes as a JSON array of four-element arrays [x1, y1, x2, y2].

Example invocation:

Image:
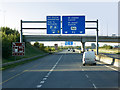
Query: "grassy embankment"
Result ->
[[91, 48, 120, 54], [3, 43, 46, 63], [2, 43, 48, 70], [2, 43, 63, 70]]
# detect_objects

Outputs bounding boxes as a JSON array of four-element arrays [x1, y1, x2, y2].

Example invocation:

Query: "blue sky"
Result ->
[[0, 0, 119, 46], [0, 1, 118, 35]]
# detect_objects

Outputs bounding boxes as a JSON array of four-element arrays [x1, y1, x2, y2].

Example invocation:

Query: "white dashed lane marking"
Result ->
[[93, 83, 97, 88], [37, 85, 42, 88], [85, 74, 89, 78], [40, 81, 45, 84], [45, 75, 48, 78], [43, 78, 47, 80], [36, 55, 63, 88]]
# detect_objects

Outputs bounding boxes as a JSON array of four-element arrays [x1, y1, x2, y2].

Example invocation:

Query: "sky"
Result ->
[[0, 0, 119, 46]]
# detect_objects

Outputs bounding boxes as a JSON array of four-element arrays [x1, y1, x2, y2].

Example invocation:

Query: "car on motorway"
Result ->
[[73, 49, 75, 52], [82, 50, 96, 66], [68, 48, 70, 51]]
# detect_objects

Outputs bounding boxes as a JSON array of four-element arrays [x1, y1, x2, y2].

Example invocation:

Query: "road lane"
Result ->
[[2, 49, 119, 88], [2, 54, 63, 88], [41, 53, 94, 88]]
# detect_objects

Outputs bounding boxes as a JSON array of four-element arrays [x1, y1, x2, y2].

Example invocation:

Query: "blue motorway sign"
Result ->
[[65, 41, 73, 45], [62, 16, 85, 34], [47, 16, 61, 34]]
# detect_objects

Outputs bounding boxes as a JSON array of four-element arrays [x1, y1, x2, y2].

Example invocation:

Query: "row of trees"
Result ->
[[1, 27, 20, 58], [33, 42, 56, 53], [99, 44, 113, 49], [1, 26, 61, 59]]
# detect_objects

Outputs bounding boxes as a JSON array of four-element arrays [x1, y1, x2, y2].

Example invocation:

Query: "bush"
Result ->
[[1, 27, 20, 58], [100, 44, 113, 49], [39, 43, 45, 51], [34, 42, 39, 48]]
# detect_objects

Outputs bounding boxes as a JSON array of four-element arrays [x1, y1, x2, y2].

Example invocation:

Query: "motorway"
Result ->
[[2, 50, 119, 89]]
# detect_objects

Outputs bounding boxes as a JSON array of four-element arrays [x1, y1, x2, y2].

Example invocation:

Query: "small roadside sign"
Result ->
[[47, 16, 61, 34], [12, 42, 25, 56]]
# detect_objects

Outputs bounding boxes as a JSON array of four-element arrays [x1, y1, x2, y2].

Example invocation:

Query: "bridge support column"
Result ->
[[81, 42, 85, 53]]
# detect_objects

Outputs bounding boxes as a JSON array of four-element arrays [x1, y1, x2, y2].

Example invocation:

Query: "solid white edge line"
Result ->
[[97, 62, 118, 71]]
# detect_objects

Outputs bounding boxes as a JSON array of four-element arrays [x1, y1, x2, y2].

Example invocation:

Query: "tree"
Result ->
[[34, 42, 39, 48], [1, 27, 20, 58], [39, 43, 45, 50]]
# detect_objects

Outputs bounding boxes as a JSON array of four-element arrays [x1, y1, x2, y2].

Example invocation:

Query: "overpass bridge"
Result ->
[[24, 35, 120, 53], [24, 35, 119, 43], [21, 20, 118, 54]]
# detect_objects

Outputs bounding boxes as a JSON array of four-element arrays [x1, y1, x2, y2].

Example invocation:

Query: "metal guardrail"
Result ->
[[2, 53, 49, 67]]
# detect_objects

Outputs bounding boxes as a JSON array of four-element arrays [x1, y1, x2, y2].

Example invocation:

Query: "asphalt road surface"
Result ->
[[2, 50, 119, 89]]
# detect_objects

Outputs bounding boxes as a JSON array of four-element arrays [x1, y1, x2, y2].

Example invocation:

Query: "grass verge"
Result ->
[[3, 43, 46, 63], [90, 48, 119, 54], [2, 54, 48, 71]]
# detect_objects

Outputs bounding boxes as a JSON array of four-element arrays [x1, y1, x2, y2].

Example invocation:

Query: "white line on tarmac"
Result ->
[[43, 78, 47, 80], [97, 62, 118, 71], [93, 83, 97, 88], [50, 69, 53, 72], [85, 74, 89, 78], [40, 81, 45, 84], [45, 75, 49, 78], [82, 69, 84, 71], [37, 85, 42, 88], [36, 55, 63, 88]]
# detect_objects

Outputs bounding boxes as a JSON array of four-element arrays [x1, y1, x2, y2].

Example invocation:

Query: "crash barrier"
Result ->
[[96, 54, 120, 67], [2, 53, 49, 67]]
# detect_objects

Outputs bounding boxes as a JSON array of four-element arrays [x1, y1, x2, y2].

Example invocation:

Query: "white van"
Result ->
[[82, 51, 96, 66]]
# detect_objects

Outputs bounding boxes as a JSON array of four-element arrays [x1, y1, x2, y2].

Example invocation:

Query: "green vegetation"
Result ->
[[88, 44, 119, 54], [1, 26, 63, 64], [62, 46, 79, 49], [2, 55, 47, 70], [99, 44, 113, 49], [1, 27, 20, 59], [1, 27, 47, 64], [2, 42, 46, 63], [90, 48, 119, 54], [33, 42, 62, 53], [98, 44, 119, 54]]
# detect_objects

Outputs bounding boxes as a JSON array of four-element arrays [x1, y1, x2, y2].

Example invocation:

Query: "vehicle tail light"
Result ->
[[95, 59, 96, 61]]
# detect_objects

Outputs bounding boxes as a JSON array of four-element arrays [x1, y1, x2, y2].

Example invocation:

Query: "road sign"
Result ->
[[47, 16, 61, 34], [12, 42, 25, 56], [65, 41, 73, 45], [62, 16, 85, 34]]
